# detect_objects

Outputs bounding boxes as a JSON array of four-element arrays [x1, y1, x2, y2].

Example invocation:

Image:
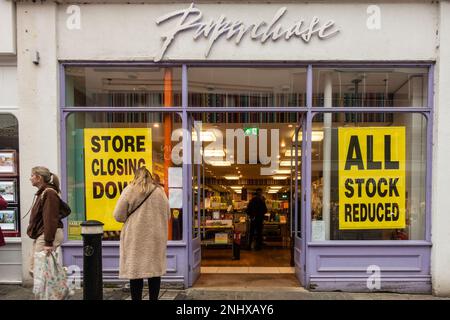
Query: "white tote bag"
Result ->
[[33, 251, 72, 300]]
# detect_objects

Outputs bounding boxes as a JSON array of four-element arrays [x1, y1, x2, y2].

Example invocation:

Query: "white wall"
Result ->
[[57, 2, 438, 61], [0, 65, 18, 107], [0, 0, 15, 54], [432, 0, 450, 297], [0, 238, 22, 284], [17, 2, 60, 286]]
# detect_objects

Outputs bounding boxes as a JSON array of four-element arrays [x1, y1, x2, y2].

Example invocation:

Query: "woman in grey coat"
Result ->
[[113, 166, 170, 300]]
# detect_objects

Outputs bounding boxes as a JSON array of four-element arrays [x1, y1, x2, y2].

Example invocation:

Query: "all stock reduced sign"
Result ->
[[338, 127, 406, 230], [84, 128, 152, 231]]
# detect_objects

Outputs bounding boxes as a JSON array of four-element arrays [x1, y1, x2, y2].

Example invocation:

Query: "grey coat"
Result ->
[[113, 183, 170, 279]]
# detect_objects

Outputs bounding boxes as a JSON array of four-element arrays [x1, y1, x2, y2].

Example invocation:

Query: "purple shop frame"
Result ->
[[59, 61, 434, 292]]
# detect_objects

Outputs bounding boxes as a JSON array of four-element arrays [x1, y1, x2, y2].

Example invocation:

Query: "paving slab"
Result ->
[[1, 284, 449, 300]]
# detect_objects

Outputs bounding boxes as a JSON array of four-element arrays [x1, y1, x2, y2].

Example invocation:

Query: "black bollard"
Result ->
[[80, 220, 104, 300]]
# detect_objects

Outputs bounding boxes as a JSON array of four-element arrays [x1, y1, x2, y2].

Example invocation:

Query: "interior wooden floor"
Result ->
[[201, 247, 292, 267]]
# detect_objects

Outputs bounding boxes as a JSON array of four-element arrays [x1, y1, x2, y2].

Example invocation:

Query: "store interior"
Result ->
[[192, 112, 302, 269]]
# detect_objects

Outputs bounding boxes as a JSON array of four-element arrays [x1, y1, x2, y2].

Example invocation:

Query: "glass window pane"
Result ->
[[188, 68, 307, 107], [311, 112, 427, 241], [65, 67, 182, 107], [0, 114, 19, 237], [66, 112, 183, 241], [313, 68, 428, 107]]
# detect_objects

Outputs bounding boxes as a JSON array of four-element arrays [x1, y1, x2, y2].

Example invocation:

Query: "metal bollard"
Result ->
[[81, 220, 104, 300]]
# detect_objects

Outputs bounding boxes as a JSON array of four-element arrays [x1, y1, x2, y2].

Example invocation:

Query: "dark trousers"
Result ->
[[129, 277, 161, 300], [248, 218, 263, 250]]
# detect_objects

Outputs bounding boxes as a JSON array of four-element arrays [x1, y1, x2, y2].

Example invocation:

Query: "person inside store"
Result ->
[[113, 166, 170, 300], [0, 195, 8, 247], [246, 188, 267, 251], [26, 167, 64, 276]]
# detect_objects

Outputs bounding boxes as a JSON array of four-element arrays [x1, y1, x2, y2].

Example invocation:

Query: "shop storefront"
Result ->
[[14, 1, 450, 295]]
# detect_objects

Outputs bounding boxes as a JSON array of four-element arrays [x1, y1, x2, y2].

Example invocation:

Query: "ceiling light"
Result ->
[[272, 169, 291, 175], [292, 131, 324, 142], [285, 149, 301, 157], [192, 131, 217, 142], [269, 186, 283, 190], [224, 175, 240, 180], [273, 176, 288, 180], [279, 160, 300, 167], [208, 160, 232, 167], [153, 123, 160, 128], [230, 186, 242, 190], [202, 149, 225, 157]]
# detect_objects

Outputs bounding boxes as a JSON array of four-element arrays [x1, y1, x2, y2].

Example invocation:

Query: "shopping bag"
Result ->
[[33, 251, 72, 300]]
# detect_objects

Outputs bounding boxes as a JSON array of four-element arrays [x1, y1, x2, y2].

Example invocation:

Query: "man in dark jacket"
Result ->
[[246, 188, 267, 251]]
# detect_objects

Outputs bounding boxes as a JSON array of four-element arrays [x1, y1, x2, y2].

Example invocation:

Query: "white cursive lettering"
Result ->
[[155, 3, 340, 61]]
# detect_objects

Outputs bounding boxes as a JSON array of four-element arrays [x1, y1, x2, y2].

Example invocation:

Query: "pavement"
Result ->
[[1, 284, 449, 300]]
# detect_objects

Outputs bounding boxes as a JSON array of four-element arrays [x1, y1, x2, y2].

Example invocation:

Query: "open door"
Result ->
[[188, 118, 202, 286], [291, 114, 307, 286]]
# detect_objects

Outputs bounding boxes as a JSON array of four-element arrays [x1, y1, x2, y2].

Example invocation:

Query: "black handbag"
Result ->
[[59, 198, 71, 219]]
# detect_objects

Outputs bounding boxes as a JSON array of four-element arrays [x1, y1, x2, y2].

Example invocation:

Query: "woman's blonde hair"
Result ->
[[130, 166, 154, 193], [32, 166, 60, 192]]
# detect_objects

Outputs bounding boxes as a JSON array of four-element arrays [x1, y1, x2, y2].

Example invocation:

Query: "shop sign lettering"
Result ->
[[155, 3, 340, 61], [84, 128, 152, 231], [338, 127, 406, 230]]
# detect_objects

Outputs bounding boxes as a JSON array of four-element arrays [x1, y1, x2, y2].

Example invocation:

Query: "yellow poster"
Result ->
[[84, 128, 152, 231], [338, 127, 405, 230]]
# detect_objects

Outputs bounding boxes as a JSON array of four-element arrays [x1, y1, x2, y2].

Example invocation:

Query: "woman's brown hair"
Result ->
[[32, 166, 60, 193]]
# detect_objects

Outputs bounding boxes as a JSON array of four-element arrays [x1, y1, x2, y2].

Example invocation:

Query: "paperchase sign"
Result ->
[[155, 3, 340, 61]]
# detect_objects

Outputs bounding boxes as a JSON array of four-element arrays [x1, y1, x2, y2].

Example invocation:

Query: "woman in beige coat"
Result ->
[[113, 167, 170, 300]]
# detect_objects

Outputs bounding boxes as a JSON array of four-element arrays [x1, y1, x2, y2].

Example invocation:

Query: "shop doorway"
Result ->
[[188, 112, 306, 288]]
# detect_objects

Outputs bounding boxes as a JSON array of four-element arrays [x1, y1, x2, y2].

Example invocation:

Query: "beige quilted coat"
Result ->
[[113, 183, 170, 279]]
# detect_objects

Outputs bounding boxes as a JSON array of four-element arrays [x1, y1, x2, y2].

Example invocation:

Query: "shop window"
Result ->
[[0, 114, 19, 237], [313, 68, 429, 108], [310, 112, 427, 241], [188, 67, 307, 108], [65, 112, 183, 241], [65, 67, 182, 107]]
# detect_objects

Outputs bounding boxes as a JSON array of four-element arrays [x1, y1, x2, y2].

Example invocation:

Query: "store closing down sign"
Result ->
[[84, 128, 152, 231], [338, 127, 405, 230]]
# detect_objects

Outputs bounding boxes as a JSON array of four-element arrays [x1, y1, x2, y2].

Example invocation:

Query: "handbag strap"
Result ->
[[127, 185, 158, 218]]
